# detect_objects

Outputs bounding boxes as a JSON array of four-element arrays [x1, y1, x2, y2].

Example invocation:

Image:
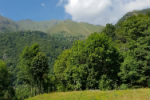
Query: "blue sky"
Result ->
[[0, 0, 70, 21]]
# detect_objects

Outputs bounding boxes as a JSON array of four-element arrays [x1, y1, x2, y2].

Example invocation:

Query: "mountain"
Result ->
[[0, 15, 104, 36], [0, 15, 18, 32], [117, 8, 150, 24], [17, 19, 61, 32], [17, 19, 104, 36], [47, 20, 104, 36]]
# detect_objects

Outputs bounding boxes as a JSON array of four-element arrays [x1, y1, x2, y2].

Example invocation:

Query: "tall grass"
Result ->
[[26, 88, 150, 100]]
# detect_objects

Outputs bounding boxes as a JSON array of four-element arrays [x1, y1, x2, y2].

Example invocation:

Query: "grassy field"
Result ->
[[26, 88, 150, 100]]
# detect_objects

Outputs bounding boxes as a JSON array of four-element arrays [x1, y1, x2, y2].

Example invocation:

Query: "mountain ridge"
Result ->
[[0, 15, 18, 32], [0, 15, 104, 36]]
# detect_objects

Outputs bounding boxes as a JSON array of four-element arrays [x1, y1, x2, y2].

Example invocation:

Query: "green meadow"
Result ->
[[26, 88, 150, 100]]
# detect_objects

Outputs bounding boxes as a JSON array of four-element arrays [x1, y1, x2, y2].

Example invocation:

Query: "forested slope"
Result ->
[[0, 31, 83, 69]]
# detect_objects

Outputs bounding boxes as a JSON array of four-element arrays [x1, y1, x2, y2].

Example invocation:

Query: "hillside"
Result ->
[[17, 20, 61, 32], [117, 8, 150, 24], [26, 88, 150, 100], [47, 20, 104, 36], [0, 15, 18, 32], [0, 31, 83, 69], [17, 19, 104, 36]]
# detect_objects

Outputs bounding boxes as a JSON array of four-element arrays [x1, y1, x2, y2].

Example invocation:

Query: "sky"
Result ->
[[0, 0, 70, 21], [0, 0, 149, 25]]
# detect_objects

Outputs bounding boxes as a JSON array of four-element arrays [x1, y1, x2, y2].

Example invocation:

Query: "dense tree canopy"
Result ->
[[54, 33, 123, 91], [0, 60, 16, 100], [16, 44, 49, 99], [113, 14, 150, 88], [116, 14, 150, 42], [102, 24, 116, 40]]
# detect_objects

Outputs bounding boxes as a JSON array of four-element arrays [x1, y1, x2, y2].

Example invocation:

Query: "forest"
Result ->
[[0, 8, 150, 100]]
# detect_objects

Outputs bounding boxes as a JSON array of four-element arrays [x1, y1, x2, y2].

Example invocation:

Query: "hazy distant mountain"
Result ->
[[0, 15, 18, 32], [17, 19, 62, 32], [0, 15, 104, 36], [47, 20, 104, 36], [17, 19, 104, 36]]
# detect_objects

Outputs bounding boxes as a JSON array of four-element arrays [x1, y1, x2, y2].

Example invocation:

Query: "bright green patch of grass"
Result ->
[[26, 88, 150, 100]]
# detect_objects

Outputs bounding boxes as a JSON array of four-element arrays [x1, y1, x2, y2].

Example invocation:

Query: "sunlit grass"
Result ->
[[26, 88, 150, 100]]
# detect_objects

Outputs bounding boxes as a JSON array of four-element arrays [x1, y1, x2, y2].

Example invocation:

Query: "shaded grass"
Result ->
[[26, 88, 150, 100]]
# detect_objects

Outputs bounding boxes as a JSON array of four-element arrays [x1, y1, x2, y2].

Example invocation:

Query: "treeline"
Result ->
[[0, 13, 150, 100]]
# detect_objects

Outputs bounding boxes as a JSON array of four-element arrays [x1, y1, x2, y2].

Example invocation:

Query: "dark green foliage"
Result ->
[[31, 52, 49, 93], [0, 60, 16, 100], [15, 85, 31, 100], [119, 37, 150, 87], [102, 24, 116, 40], [116, 14, 150, 42], [116, 14, 150, 88], [16, 44, 49, 99], [99, 75, 114, 90], [0, 31, 80, 68], [54, 33, 123, 91]]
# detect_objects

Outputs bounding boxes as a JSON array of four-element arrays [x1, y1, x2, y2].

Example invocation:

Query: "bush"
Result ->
[[119, 84, 129, 90], [99, 75, 113, 90], [15, 85, 31, 100]]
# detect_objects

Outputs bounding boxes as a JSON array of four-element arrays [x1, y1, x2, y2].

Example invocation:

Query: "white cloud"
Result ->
[[41, 3, 46, 8], [59, 0, 150, 25]]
